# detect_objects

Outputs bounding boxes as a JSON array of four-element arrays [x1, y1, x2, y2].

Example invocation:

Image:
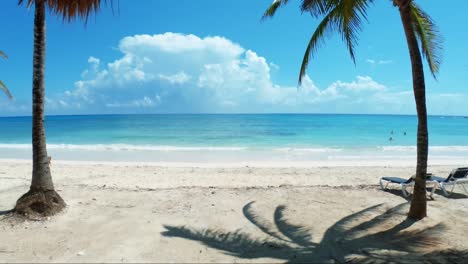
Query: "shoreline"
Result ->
[[1, 158, 466, 168]]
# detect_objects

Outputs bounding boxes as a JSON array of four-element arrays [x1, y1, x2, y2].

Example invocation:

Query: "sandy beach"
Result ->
[[2, 0, 468, 262], [0, 160, 467, 263]]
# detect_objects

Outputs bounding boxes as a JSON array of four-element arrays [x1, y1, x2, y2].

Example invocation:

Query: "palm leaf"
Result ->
[[335, 0, 373, 63], [298, 0, 372, 84], [298, 10, 334, 84], [18, 0, 110, 22], [262, 0, 290, 19], [301, 0, 336, 17], [0, 80, 13, 99], [0, 51, 12, 99], [410, 2, 442, 79]]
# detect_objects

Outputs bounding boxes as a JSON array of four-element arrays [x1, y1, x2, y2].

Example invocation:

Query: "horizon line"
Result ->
[[0, 113, 467, 118]]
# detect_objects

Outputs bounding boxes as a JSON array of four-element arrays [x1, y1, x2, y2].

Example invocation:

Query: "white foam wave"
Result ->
[[381, 146, 468, 152], [0, 144, 247, 152], [1, 144, 467, 154], [274, 147, 343, 153], [380, 146, 416, 151]]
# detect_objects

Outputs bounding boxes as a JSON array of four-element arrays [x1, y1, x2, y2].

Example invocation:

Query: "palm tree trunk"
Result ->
[[397, 0, 428, 220], [30, 0, 54, 192], [15, 0, 65, 217]]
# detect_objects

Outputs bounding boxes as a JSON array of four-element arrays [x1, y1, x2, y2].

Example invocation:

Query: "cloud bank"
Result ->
[[40, 32, 405, 114], [0, 32, 449, 116]]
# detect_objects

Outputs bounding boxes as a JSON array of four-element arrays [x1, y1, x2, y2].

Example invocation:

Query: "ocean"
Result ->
[[0, 114, 467, 164]]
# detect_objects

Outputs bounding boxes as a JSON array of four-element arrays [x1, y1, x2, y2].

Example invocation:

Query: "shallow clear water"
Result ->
[[0, 114, 467, 163]]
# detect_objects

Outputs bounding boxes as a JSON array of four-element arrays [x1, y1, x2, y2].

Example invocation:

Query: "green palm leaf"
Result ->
[[262, 0, 290, 19], [301, 0, 336, 17], [410, 2, 442, 79], [299, 0, 372, 84], [0, 80, 13, 99], [0, 50, 12, 99], [264, 0, 373, 84], [298, 10, 334, 84]]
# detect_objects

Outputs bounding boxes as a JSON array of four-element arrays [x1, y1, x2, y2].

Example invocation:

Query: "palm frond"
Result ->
[[0, 51, 12, 99], [0, 80, 13, 99], [301, 0, 334, 17], [262, 0, 290, 19], [335, 0, 373, 63], [298, 0, 372, 84], [298, 10, 334, 84], [18, 0, 110, 22], [410, 2, 442, 79]]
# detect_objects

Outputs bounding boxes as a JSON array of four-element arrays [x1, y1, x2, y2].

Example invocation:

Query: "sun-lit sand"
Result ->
[[1, 160, 467, 263]]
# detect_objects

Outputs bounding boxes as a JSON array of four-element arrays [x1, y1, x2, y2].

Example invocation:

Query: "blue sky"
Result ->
[[0, 0, 467, 116]]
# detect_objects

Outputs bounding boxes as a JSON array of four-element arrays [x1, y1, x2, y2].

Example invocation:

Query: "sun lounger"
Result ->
[[430, 167, 468, 197], [379, 173, 439, 198]]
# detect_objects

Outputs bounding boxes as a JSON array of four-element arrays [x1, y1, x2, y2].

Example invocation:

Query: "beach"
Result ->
[[1, 160, 467, 263], [2, 0, 468, 261]]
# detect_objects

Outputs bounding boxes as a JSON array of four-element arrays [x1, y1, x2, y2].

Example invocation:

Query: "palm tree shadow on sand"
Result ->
[[162, 202, 468, 263]]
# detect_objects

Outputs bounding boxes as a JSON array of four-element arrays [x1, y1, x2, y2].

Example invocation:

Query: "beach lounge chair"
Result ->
[[379, 173, 439, 198], [430, 167, 468, 197]]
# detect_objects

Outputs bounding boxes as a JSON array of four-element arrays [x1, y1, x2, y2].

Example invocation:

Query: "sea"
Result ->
[[0, 114, 467, 164]]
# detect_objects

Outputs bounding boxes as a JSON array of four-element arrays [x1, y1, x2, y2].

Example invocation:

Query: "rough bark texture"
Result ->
[[15, 190, 66, 217], [397, 0, 428, 220], [15, 0, 66, 217]]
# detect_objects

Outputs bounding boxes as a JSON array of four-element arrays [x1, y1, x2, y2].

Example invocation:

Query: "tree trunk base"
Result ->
[[14, 190, 66, 218]]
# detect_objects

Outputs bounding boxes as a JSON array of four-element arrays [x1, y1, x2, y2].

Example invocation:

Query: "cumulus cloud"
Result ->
[[366, 59, 393, 65], [158, 72, 191, 85], [41, 32, 457, 115]]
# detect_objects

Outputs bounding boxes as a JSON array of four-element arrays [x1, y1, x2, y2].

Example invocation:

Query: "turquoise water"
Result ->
[[0, 114, 467, 162]]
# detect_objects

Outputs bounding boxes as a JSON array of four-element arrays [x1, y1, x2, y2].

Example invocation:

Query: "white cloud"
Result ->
[[269, 62, 280, 71], [438, 93, 463, 98], [40, 32, 465, 115], [106, 95, 160, 108], [378, 60, 393, 65], [158, 72, 191, 85], [327, 76, 386, 94], [366, 59, 393, 65]]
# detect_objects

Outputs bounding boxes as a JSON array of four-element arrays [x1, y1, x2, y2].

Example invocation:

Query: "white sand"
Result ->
[[0, 160, 467, 263]]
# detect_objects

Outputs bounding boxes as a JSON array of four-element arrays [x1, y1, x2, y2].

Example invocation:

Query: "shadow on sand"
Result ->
[[434, 190, 468, 199], [162, 202, 467, 263], [381, 187, 468, 200], [0, 209, 13, 216]]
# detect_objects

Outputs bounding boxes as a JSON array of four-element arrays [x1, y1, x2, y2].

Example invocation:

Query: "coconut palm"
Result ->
[[0, 51, 12, 99], [15, 0, 109, 217], [262, 0, 442, 220]]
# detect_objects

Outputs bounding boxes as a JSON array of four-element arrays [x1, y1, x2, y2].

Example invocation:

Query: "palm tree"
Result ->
[[262, 0, 442, 220], [15, 0, 109, 217], [0, 51, 13, 99]]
